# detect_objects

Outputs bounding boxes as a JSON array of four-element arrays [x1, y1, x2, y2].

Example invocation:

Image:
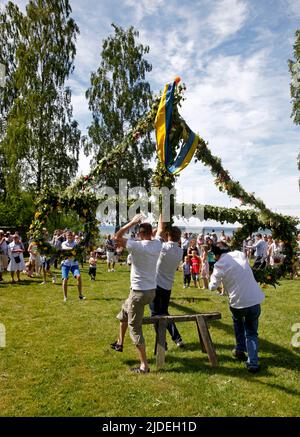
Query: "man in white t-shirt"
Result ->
[[151, 223, 184, 347], [61, 231, 85, 302], [111, 214, 163, 374], [209, 245, 265, 373], [181, 232, 190, 261]]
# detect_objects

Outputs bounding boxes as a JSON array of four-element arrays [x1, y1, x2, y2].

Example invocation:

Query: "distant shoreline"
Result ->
[[100, 225, 273, 236]]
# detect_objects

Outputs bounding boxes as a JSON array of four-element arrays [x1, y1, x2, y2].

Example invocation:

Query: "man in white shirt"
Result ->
[[61, 231, 85, 302], [181, 232, 190, 260], [209, 245, 265, 373], [111, 214, 163, 374], [151, 222, 184, 347]]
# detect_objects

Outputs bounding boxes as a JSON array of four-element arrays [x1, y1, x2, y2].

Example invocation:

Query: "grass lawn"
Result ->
[[0, 262, 299, 417]]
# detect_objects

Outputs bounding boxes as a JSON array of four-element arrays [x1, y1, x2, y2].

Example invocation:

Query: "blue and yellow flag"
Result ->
[[155, 80, 199, 175]]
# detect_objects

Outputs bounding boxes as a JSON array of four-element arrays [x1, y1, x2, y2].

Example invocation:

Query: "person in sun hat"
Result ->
[[7, 234, 25, 283]]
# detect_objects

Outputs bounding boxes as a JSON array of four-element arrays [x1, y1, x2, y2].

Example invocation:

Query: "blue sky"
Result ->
[[2, 0, 300, 223]]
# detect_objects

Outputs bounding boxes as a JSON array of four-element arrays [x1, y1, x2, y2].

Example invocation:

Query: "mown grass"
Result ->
[[0, 262, 299, 417]]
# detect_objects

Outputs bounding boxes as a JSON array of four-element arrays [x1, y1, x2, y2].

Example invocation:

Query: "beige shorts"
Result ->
[[0, 254, 8, 270], [117, 289, 156, 346]]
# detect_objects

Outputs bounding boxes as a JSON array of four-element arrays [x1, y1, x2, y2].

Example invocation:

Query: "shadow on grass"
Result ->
[[124, 352, 300, 397], [212, 319, 300, 372], [0, 278, 42, 287], [119, 317, 300, 399], [89, 297, 125, 302], [168, 299, 211, 314]]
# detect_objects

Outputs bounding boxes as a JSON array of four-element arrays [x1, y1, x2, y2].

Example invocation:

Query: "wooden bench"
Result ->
[[142, 312, 221, 369]]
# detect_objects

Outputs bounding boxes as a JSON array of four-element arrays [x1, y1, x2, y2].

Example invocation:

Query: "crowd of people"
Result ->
[[0, 228, 297, 288], [1, 224, 300, 375]]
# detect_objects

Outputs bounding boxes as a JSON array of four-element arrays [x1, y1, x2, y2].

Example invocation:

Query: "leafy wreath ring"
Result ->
[[29, 79, 299, 285]]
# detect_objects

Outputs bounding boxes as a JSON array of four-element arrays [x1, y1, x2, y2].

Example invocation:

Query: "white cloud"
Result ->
[[137, 0, 250, 87], [169, 43, 300, 221], [205, 0, 248, 38], [286, 0, 300, 17], [123, 0, 165, 22]]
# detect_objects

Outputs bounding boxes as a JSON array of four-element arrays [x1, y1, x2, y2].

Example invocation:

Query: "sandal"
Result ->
[[110, 341, 123, 352], [130, 367, 150, 374]]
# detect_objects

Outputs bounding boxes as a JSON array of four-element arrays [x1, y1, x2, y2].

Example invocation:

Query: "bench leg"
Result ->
[[156, 319, 167, 369], [195, 320, 207, 353], [196, 315, 218, 367]]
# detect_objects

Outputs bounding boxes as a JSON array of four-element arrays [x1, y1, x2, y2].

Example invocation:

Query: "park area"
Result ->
[[0, 264, 299, 417], [1, 0, 300, 424]]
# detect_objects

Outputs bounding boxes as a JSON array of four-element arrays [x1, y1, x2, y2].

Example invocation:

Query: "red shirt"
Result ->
[[191, 256, 201, 274]]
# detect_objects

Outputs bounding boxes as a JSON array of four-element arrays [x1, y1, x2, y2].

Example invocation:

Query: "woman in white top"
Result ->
[[268, 239, 282, 266], [7, 234, 26, 283]]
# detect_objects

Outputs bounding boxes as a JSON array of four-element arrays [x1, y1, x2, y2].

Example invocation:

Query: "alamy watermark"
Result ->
[[0, 63, 5, 87], [0, 323, 6, 348], [95, 179, 205, 225], [291, 323, 300, 348]]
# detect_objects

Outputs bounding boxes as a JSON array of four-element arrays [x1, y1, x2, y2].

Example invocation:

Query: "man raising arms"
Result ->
[[111, 214, 163, 374]]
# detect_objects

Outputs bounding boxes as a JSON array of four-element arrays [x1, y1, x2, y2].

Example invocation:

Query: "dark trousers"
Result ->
[[184, 274, 191, 286], [253, 256, 266, 269], [150, 285, 182, 343], [89, 266, 97, 278]]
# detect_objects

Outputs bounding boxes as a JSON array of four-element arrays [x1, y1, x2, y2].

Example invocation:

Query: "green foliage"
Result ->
[[0, 191, 35, 227], [28, 185, 100, 256], [85, 24, 154, 198], [44, 209, 83, 235], [0, 0, 81, 193], [288, 30, 300, 125]]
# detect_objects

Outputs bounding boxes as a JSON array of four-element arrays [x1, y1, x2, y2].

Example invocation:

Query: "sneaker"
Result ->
[[110, 341, 123, 352], [176, 339, 185, 348], [130, 367, 150, 374], [52, 275, 57, 284], [63, 297, 67, 302], [107, 269, 111, 272], [111, 269, 115, 272], [79, 294, 86, 300], [40, 281, 46, 285], [232, 349, 247, 361]]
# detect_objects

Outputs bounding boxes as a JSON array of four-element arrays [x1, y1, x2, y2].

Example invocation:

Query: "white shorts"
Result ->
[[107, 252, 117, 263]]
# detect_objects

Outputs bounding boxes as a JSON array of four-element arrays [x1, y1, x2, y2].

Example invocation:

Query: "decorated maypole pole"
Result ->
[[152, 76, 199, 225]]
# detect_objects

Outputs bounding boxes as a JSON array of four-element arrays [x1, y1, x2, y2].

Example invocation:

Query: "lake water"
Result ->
[[100, 225, 271, 237]]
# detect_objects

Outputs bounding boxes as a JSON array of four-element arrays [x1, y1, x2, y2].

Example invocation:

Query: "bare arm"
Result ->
[[114, 213, 144, 248], [156, 214, 165, 239]]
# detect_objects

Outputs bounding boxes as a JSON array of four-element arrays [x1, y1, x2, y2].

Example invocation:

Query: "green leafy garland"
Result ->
[[29, 82, 299, 286]]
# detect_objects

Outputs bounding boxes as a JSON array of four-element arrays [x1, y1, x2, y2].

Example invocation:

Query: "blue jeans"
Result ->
[[150, 286, 182, 343], [230, 304, 261, 368]]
